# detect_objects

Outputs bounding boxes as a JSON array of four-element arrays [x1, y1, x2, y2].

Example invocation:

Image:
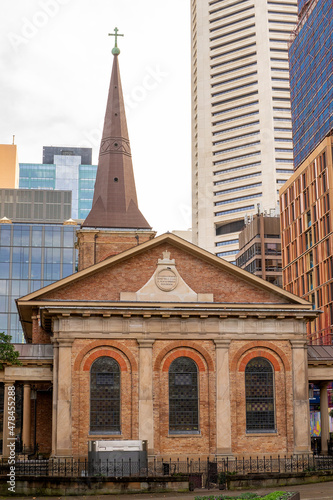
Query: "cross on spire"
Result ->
[[109, 27, 124, 55]]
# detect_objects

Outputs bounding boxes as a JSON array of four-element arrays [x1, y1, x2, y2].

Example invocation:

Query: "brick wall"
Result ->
[[70, 338, 217, 458], [43, 243, 286, 304], [29, 385, 52, 455], [153, 340, 216, 458], [65, 333, 297, 459], [77, 230, 155, 271], [229, 340, 294, 457], [72, 339, 139, 458], [31, 316, 50, 344]]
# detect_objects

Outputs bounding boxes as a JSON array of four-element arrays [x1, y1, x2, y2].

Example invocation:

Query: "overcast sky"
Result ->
[[0, 0, 191, 234]]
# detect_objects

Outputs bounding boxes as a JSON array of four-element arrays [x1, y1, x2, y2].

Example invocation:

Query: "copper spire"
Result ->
[[82, 38, 151, 229]]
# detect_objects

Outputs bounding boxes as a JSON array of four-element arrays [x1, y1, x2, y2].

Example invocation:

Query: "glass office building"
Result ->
[[0, 221, 78, 343], [19, 147, 97, 220], [289, 0, 333, 169]]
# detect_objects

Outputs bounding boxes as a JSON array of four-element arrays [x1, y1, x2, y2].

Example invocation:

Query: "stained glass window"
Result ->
[[245, 357, 275, 432], [169, 357, 199, 433], [90, 357, 120, 434]]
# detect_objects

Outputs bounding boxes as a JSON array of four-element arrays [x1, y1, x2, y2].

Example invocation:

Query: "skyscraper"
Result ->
[[280, 0, 333, 343], [0, 189, 78, 343], [19, 146, 97, 220], [191, 0, 297, 261], [289, 0, 333, 169]]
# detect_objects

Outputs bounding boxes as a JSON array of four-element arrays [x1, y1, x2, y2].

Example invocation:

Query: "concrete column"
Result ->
[[51, 340, 59, 457], [55, 339, 73, 457], [320, 381, 330, 455], [291, 340, 311, 454], [215, 340, 233, 456], [3, 382, 15, 458], [22, 383, 31, 451], [138, 339, 155, 455]]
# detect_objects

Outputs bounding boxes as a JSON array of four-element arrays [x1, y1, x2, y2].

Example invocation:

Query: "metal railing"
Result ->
[[0, 455, 333, 479]]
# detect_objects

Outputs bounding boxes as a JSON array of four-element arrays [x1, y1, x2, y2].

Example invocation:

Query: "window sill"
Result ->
[[88, 432, 121, 437], [246, 431, 277, 436], [168, 433, 202, 438]]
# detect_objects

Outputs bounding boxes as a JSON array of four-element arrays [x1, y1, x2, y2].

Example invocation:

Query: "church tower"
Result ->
[[77, 30, 155, 270]]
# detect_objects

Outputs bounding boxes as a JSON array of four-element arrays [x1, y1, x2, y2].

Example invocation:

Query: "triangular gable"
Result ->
[[17, 233, 310, 306]]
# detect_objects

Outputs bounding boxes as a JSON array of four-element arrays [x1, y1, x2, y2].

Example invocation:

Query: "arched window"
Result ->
[[169, 357, 199, 433], [90, 356, 120, 434], [245, 357, 275, 432]]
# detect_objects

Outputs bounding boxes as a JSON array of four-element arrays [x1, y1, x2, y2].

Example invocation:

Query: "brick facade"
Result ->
[[28, 385, 52, 455], [72, 339, 139, 458], [153, 341, 216, 458], [31, 315, 50, 345], [229, 340, 294, 456], [15, 234, 314, 460], [67, 336, 300, 458], [76, 229, 156, 271], [43, 243, 288, 304]]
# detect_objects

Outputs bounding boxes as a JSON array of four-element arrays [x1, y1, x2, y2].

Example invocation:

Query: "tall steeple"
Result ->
[[82, 29, 151, 229]]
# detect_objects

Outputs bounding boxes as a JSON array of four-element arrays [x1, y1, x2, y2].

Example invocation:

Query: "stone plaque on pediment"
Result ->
[[155, 268, 178, 292], [119, 251, 213, 303]]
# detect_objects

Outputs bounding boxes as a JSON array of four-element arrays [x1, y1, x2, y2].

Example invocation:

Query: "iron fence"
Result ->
[[0, 455, 333, 479]]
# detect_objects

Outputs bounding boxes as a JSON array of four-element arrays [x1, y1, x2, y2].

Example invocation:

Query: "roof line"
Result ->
[[17, 232, 311, 306]]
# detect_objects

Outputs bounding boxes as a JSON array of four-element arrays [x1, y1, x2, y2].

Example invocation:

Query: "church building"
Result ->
[[1, 36, 316, 460]]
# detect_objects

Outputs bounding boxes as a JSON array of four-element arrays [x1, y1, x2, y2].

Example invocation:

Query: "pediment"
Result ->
[[17, 233, 310, 306], [120, 250, 213, 302]]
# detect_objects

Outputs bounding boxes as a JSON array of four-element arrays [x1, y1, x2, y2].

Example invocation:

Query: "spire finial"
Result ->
[[109, 27, 124, 56]]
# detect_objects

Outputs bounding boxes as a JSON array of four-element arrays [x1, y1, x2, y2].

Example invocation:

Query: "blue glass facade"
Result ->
[[79, 165, 98, 220], [19, 164, 55, 190], [289, 0, 333, 169], [19, 148, 97, 219], [0, 223, 78, 343]]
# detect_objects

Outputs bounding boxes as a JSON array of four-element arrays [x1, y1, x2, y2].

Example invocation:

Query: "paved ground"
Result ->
[[4, 481, 333, 500]]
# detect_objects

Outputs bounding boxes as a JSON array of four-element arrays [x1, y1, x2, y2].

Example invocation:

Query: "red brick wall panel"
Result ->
[[77, 231, 155, 271], [31, 316, 50, 344], [229, 340, 294, 457], [42, 243, 288, 304], [153, 340, 216, 457], [71, 339, 139, 458]]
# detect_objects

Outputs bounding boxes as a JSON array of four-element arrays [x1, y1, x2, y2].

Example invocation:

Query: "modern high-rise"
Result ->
[[191, 0, 298, 262], [280, 0, 333, 344], [289, 0, 333, 169], [280, 137, 333, 343], [19, 146, 97, 220], [236, 213, 282, 286], [0, 189, 78, 343]]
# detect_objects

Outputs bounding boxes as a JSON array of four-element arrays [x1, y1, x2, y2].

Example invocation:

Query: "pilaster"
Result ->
[[291, 340, 311, 454], [138, 339, 155, 455], [215, 340, 233, 456], [55, 339, 73, 457], [51, 340, 59, 457], [22, 383, 31, 450]]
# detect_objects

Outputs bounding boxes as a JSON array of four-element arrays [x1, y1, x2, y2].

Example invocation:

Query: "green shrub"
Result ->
[[194, 491, 293, 500]]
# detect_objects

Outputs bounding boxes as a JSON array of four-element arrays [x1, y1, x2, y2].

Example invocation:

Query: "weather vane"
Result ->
[[108, 27, 124, 55]]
